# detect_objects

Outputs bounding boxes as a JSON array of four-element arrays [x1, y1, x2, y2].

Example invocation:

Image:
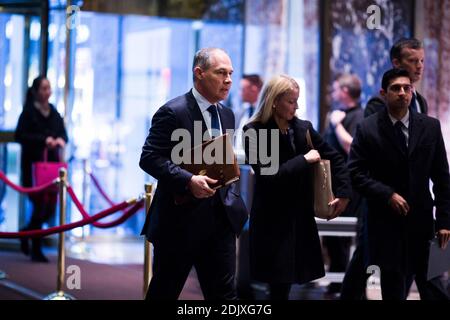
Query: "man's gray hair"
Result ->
[[192, 48, 226, 82]]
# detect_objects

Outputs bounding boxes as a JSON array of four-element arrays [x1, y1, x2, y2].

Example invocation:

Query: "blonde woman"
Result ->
[[243, 75, 351, 299]]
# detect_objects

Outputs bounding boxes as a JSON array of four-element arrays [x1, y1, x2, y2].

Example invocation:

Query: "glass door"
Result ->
[[0, 5, 43, 234]]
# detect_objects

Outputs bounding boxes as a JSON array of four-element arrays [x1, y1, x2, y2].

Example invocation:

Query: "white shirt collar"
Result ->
[[192, 87, 216, 112], [388, 109, 409, 129], [192, 87, 222, 137]]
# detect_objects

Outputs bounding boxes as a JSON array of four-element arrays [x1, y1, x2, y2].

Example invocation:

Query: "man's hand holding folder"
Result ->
[[437, 229, 450, 249], [175, 133, 240, 205], [188, 175, 217, 199]]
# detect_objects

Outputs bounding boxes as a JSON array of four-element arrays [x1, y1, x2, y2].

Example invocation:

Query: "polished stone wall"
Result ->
[[421, 0, 450, 158], [329, 0, 413, 106]]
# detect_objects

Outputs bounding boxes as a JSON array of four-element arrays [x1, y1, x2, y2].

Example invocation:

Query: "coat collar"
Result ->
[[407, 110, 425, 156], [377, 108, 424, 156]]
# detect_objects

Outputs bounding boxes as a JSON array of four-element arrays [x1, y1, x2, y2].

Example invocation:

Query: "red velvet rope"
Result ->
[[0, 170, 57, 194], [0, 170, 144, 237], [0, 201, 132, 239], [91, 201, 143, 228], [66, 186, 143, 228], [89, 172, 116, 206]]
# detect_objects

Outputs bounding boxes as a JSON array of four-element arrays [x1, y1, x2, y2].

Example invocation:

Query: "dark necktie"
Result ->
[[409, 92, 419, 113], [207, 104, 220, 138], [248, 105, 255, 118], [394, 121, 407, 153]]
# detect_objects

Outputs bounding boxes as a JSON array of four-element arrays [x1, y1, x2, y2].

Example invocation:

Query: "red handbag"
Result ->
[[32, 148, 68, 191]]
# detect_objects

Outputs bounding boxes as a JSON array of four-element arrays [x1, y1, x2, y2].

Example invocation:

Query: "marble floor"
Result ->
[[63, 236, 421, 300]]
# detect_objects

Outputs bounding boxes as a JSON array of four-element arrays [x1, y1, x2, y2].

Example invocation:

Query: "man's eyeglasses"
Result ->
[[388, 84, 413, 93]]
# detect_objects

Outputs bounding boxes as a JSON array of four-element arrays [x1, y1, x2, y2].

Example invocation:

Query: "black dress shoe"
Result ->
[[20, 237, 30, 256], [31, 251, 49, 263]]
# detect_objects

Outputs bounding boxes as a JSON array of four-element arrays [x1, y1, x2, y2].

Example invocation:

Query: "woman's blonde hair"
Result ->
[[249, 74, 299, 124]]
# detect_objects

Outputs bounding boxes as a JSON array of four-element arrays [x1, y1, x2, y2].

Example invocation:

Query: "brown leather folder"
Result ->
[[175, 133, 240, 204]]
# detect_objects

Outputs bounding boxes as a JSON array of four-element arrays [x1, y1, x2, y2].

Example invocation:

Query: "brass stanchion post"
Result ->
[[143, 183, 153, 298], [81, 159, 88, 240], [72, 158, 90, 256], [45, 168, 75, 300]]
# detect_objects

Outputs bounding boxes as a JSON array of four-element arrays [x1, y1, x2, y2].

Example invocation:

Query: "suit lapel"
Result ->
[[217, 103, 234, 133], [186, 90, 208, 137], [378, 109, 406, 156], [408, 113, 425, 157]]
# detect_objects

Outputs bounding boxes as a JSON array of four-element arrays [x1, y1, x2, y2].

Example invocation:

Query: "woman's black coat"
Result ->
[[15, 104, 68, 187], [243, 117, 351, 284]]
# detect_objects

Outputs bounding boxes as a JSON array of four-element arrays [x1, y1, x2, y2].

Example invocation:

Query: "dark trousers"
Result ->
[[340, 243, 369, 299], [236, 225, 253, 299], [269, 283, 291, 300], [380, 270, 449, 300], [322, 236, 352, 293], [28, 193, 57, 229], [340, 208, 369, 300], [380, 238, 449, 300], [145, 206, 237, 300], [23, 192, 57, 252]]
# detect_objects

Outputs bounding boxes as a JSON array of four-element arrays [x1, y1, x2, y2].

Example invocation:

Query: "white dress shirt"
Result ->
[[192, 87, 223, 138]]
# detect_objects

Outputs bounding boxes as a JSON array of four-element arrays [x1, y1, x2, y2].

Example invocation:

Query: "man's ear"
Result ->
[[342, 86, 350, 95], [380, 89, 386, 99], [194, 67, 203, 80], [392, 58, 401, 68]]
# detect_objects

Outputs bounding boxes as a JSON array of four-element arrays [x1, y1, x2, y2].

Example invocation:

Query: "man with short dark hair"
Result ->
[[140, 47, 248, 300], [348, 68, 450, 300], [342, 38, 429, 300], [365, 38, 428, 116], [234, 74, 263, 158], [322, 73, 365, 297]]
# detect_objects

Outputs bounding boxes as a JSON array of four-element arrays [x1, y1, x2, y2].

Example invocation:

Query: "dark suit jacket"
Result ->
[[364, 91, 428, 117], [139, 90, 248, 244], [243, 117, 351, 284], [348, 109, 450, 272]]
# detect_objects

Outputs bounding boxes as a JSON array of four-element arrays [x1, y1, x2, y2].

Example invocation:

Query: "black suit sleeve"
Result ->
[[364, 97, 385, 118], [139, 106, 193, 194], [348, 123, 395, 203], [430, 120, 450, 230]]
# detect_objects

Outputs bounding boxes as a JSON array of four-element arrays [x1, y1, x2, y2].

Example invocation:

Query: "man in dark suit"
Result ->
[[234, 74, 263, 162], [343, 38, 429, 300], [365, 38, 428, 117], [348, 68, 450, 300], [322, 73, 365, 297], [139, 48, 248, 300]]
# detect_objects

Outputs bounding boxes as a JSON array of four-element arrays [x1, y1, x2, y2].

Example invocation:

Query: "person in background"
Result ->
[[234, 74, 263, 300], [243, 74, 351, 300], [234, 74, 264, 161], [322, 73, 365, 298], [365, 38, 427, 117], [15, 75, 68, 262]]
